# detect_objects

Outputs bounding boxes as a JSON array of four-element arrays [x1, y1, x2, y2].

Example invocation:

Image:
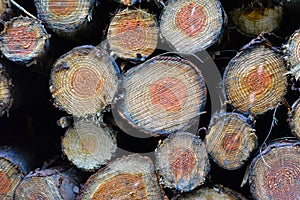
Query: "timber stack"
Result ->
[[0, 0, 300, 199]]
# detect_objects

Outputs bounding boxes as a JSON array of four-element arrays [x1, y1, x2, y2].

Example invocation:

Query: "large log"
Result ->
[[223, 44, 287, 115], [49, 45, 120, 117], [62, 118, 117, 171], [107, 8, 158, 61], [78, 154, 163, 199], [159, 0, 225, 53], [112, 55, 206, 136], [0, 16, 50, 65], [249, 139, 300, 200], [289, 98, 300, 140], [155, 132, 210, 192], [205, 112, 257, 170]]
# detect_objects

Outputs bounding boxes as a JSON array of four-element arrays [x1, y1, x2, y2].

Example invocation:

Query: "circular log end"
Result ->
[[223, 45, 287, 115], [155, 132, 210, 192], [160, 0, 224, 53], [0, 17, 49, 64], [50, 45, 119, 116], [0, 158, 24, 199], [79, 154, 162, 200], [249, 141, 300, 200], [0, 68, 13, 117], [114, 55, 206, 135], [108, 9, 158, 61], [35, 0, 93, 34], [62, 120, 117, 171], [205, 113, 257, 170], [285, 29, 300, 79], [230, 5, 283, 36]]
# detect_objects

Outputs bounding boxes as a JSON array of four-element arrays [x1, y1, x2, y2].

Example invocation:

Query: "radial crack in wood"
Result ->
[[112, 55, 206, 136]]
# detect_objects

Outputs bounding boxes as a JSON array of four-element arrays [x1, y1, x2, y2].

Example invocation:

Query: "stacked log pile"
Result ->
[[0, 0, 299, 199]]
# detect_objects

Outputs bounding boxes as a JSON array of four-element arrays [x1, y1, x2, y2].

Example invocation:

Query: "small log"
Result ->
[[205, 112, 257, 170], [78, 154, 163, 200], [0, 64, 13, 117], [34, 0, 95, 37], [289, 98, 300, 140], [49, 45, 120, 117], [159, 0, 225, 53], [0, 146, 32, 200], [107, 8, 158, 61], [112, 55, 206, 136], [230, 3, 283, 36], [62, 118, 117, 171], [175, 184, 247, 200], [155, 132, 210, 192], [284, 29, 300, 80], [0, 16, 50, 64], [223, 45, 287, 115], [249, 139, 300, 200], [14, 167, 81, 200]]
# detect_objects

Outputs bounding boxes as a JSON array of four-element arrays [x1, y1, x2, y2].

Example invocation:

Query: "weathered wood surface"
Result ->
[[62, 118, 117, 171], [112, 55, 206, 136], [0, 16, 50, 64], [50, 45, 120, 116], [79, 154, 163, 200], [205, 112, 257, 170], [155, 132, 210, 192]]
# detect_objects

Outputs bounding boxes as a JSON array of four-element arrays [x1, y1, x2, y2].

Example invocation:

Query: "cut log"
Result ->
[[249, 139, 300, 200], [0, 64, 13, 117], [223, 45, 287, 115], [34, 0, 95, 37], [107, 8, 158, 61], [175, 184, 247, 200], [62, 118, 117, 171], [49, 45, 120, 117], [230, 4, 283, 36], [0, 16, 50, 64], [14, 167, 81, 200], [0, 146, 32, 200], [78, 154, 163, 200], [159, 0, 225, 53], [205, 112, 257, 170], [155, 132, 210, 192], [289, 98, 300, 140], [112, 55, 206, 136], [284, 29, 300, 80]]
